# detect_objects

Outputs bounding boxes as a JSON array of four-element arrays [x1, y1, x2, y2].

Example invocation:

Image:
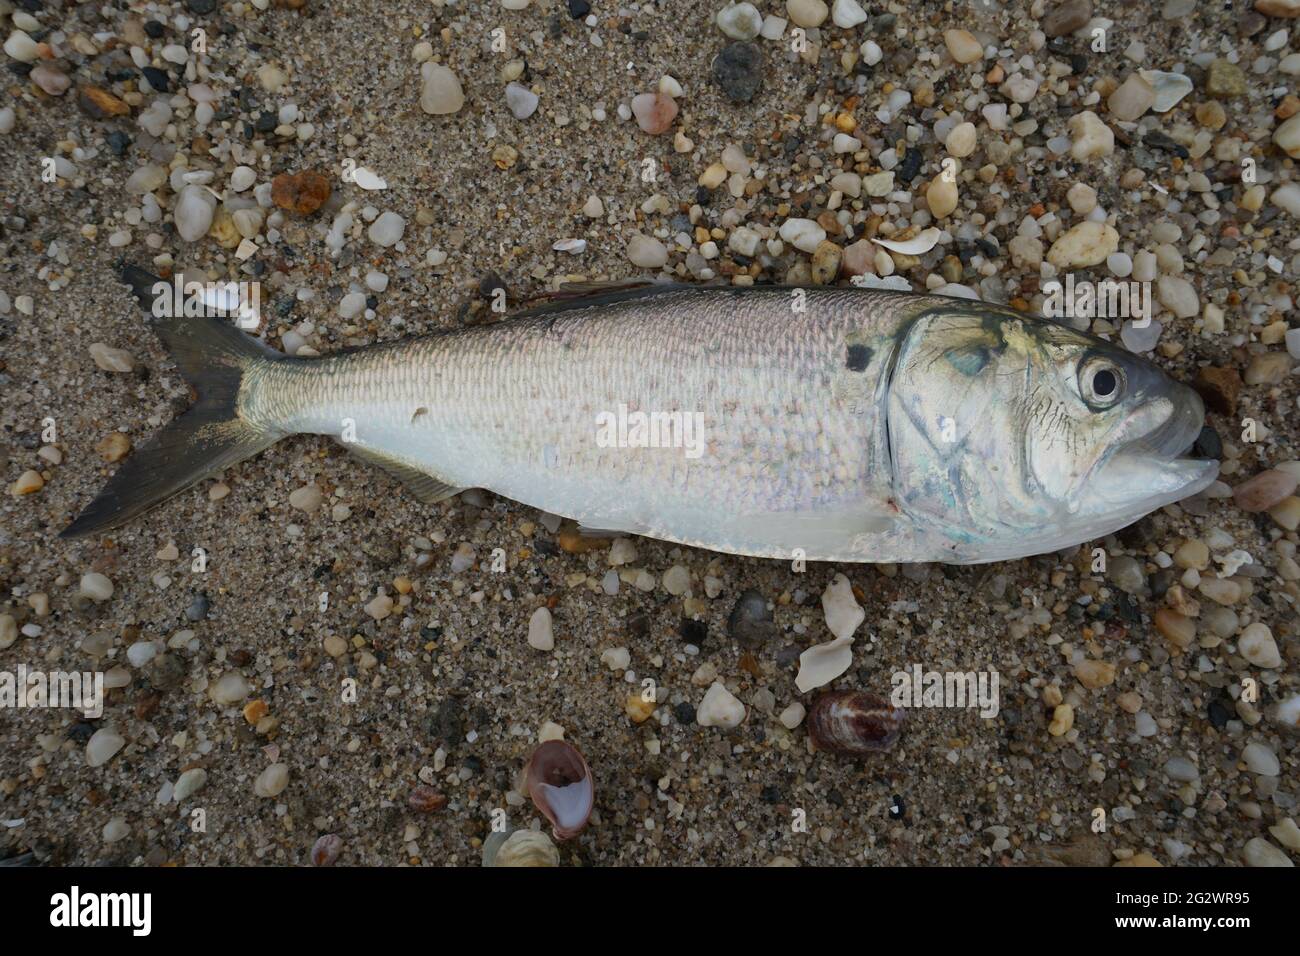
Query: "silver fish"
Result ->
[[63, 268, 1218, 564]]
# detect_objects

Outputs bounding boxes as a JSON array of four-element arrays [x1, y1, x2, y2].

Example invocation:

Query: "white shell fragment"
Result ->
[[351, 166, 388, 190], [1139, 70, 1194, 113], [552, 238, 587, 254], [871, 227, 942, 257], [795, 574, 866, 693]]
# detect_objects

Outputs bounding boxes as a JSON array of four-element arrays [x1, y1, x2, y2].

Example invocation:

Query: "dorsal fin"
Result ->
[[510, 279, 699, 320]]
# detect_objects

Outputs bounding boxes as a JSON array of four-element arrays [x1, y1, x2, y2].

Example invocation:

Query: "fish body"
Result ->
[[64, 271, 1218, 564]]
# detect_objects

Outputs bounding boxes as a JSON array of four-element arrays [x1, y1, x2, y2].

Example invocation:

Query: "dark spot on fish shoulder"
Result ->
[[845, 344, 872, 372]]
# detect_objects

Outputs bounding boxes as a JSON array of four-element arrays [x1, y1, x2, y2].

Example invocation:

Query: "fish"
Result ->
[[60, 266, 1219, 564]]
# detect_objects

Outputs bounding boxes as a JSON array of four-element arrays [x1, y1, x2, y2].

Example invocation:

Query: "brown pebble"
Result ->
[[1193, 365, 1241, 415], [96, 432, 131, 463], [1233, 469, 1299, 512], [271, 170, 332, 215], [1041, 0, 1093, 38], [557, 527, 609, 553], [77, 85, 130, 119], [408, 786, 448, 812]]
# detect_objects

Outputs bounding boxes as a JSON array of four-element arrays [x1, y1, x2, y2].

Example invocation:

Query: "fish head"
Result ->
[[886, 302, 1218, 561]]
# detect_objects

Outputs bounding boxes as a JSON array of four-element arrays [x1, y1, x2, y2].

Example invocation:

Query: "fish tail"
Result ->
[[60, 265, 287, 538]]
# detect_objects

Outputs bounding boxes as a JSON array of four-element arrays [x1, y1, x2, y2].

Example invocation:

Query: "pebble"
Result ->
[[1047, 221, 1119, 268], [271, 170, 331, 215], [368, 211, 406, 247], [778, 218, 826, 253], [1205, 59, 1247, 99], [103, 818, 130, 843], [174, 185, 216, 242], [811, 240, 842, 284], [86, 728, 126, 767], [778, 702, 806, 729], [717, 3, 763, 39], [697, 681, 746, 728], [1156, 275, 1199, 318], [364, 594, 393, 620], [1274, 115, 1300, 158], [831, 0, 868, 28], [728, 591, 776, 648], [210, 671, 252, 706], [926, 174, 958, 218], [1257, 0, 1300, 17], [528, 606, 554, 651], [1108, 73, 1156, 122], [1238, 622, 1282, 668], [505, 82, 539, 120], [1155, 608, 1196, 650], [662, 565, 691, 595], [1234, 469, 1298, 512], [1242, 742, 1280, 776], [1245, 352, 1292, 385], [786, 0, 828, 28], [1242, 838, 1293, 867], [79, 572, 114, 603], [10, 470, 43, 495], [943, 29, 983, 64], [630, 92, 678, 134], [712, 42, 764, 103], [420, 63, 465, 115], [627, 233, 668, 267], [89, 343, 136, 372], [31, 63, 70, 97], [95, 432, 130, 463], [173, 768, 208, 802], [1041, 0, 1093, 37], [1273, 183, 1300, 218], [1068, 111, 1114, 161], [946, 122, 977, 157], [1164, 755, 1199, 782], [289, 484, 323, 512], [254, 763, 290, 798]]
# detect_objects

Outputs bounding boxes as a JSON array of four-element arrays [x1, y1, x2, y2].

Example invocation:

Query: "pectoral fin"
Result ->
[[341, 444, 463, 505]]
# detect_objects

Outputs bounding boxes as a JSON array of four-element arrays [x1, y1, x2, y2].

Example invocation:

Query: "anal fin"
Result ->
[[342, 444, 463, 506]]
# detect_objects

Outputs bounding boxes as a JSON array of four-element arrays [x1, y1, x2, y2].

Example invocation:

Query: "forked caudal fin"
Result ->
[[60, 266, 286, 538]]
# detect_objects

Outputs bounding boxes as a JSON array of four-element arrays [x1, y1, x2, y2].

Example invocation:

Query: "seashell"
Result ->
[[807, 691, 905, 756], [1138, 70, 1193, 114], [525, 740, 593, 840], [311, 833, 343, 866], [484, 828, 560, 867], [351, 166, 388, 190], [871, 227, 942, 257], [552, 238, 587, 254]]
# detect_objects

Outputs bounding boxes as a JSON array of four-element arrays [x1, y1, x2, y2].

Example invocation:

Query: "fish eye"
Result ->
[[1079, 356, 1125, 409]]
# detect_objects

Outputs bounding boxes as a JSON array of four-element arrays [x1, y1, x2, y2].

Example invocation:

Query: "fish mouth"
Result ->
[[1079, 387, 1219, 520]]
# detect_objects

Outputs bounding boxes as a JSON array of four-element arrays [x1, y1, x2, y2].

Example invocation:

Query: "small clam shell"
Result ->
[[484, 829, 560, 867], [807, 691, 905, 756], [525, 740, 594, 841], [310, 833, 343, 866]]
